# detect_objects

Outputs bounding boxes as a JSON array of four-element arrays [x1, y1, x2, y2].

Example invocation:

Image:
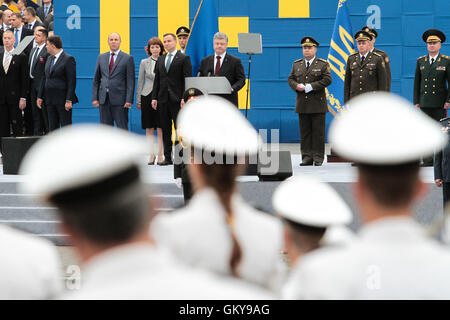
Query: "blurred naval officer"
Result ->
[[0, 224, 62, 299], [361, 26, 391, 91], [414, 29, 450, 166], [344, 31, 387, 103], [289, 92, 450, 299], [434, 117, 450, 207], [272, 175, 354, 299], [288, 36, 332, 166], [19, 124, 273, 300], [151, 96, 285, 290]]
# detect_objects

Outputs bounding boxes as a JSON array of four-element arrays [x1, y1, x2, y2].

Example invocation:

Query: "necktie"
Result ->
[[165, 53, 172, 72], [109, 52, 115, 73], [361, 55, 365, 64], [45, 6, 49, 17], [14, 29, 19, 47], [50, 56, 56, 73], [215, 55, 221, 75], [31, 47, 40, 75], [3, 52, 12, 74], [306, 61, 310, 70], [431, 58, 435, 65]]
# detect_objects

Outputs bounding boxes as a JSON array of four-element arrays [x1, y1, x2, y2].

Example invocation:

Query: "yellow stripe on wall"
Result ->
[[218, 17, 249, 48], [100, 0, 130, 54], [279, 0, 310, 18], [158, 0, 189, 46]]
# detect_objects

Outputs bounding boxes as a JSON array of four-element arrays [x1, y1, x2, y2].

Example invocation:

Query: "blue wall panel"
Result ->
[[57, 0, 450, 142]]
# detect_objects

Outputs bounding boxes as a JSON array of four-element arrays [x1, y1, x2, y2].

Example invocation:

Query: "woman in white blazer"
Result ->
[[137, 37, 165, 165], [151, 96, 285, 291]]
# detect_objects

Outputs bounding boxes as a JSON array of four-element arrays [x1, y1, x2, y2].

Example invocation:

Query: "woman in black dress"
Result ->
[[137, 37, 165, 164]]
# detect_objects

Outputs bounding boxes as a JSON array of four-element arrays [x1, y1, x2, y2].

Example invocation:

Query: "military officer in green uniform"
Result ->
[[413, 29, 450, 166], [176, 26, 190, 54], [362, 26, 391, 91], [288, 36, 332, 166], [344, 31, 387, 104]]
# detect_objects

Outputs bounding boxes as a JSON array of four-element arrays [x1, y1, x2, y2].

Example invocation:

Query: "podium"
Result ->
[[2, 137, 40, 175], [185, 77, 232, 95]]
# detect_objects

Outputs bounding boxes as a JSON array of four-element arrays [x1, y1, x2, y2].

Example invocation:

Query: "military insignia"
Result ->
[[12, 61, 15, 65], [385, 57, 389, 63], [181, 29, 185, 33], [381, 62, 385, 68], [312, 69, 321, 72], [437, 66, 446, 71], [189, 88, 195, 95], [353, 62, 357, 65], [420, 66, 425, 70], [306, 38, 310, 43]]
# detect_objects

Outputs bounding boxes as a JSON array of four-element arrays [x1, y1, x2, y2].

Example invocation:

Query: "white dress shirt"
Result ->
[[429, 54, 439, 64], [52, 49, 64, 65], [165, 49, 177, 66], [30, 43, 46, 78], [214, 52, 227, 73], [109, 49, 120, 65], [303, 56, 316, 93]]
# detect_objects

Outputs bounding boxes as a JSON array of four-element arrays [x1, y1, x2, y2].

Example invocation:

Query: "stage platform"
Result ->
[[0, 147, 444, 245]]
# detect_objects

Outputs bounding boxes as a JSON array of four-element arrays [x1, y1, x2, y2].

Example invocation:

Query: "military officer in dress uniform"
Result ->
[[176, 26, 190, 54], [362, 26, 391, 91], [173, 87, 204, 203], [344, 31, 387, 103], [288, 36, 332, 166], [19, 124, 274, 299], [434, 117, 450, 206], [287, 92, 450, 299], [272, 175, 355, 299], [152, 96, 285, 291], [414, 29, 450, 166]]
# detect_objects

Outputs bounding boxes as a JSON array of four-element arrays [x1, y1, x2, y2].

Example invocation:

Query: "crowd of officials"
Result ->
[[1, 0, 450, 300]]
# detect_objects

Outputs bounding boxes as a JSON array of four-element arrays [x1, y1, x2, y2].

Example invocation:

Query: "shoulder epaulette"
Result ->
[[441, 55, 450, 59], [294, 58, 304, 63], [349, 52, 359, 57], [417, 55, 427, 60], [317, 58, 328, 63], [372, 51, 382, 57]]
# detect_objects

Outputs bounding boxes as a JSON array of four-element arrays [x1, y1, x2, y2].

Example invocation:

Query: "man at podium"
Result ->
[[197, 32, 245, 107]]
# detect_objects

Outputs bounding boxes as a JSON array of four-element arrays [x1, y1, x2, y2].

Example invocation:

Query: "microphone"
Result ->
[[197, 71, 201, 77], [207, 71, 212, 77]]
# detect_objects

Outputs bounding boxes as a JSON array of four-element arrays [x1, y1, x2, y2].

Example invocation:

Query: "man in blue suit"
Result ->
[[92, 33, 135, 130]]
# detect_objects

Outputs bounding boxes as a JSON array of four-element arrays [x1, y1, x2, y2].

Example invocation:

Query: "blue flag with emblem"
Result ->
[[326, 0, 355, 116], [185, 0, 219, 76]]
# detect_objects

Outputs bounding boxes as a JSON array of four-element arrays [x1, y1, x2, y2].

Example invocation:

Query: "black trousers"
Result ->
[[30, 79, 49, 135], [422, 108, 446, 164], [182, 183, 193, 204], [298, 113, 326, 162], [47, 103, 72, 131], [0, 101, 25, 138], [160, 100, 180, 160], [99, 94, 129, 130], [443, 182, 450, 208]]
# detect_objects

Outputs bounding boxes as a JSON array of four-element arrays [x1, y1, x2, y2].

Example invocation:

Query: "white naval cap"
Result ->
[[273, 175, 352, 228], [177, 96, 260, 155], [329, 92, 447, 165], [19, 124, 149, 197]]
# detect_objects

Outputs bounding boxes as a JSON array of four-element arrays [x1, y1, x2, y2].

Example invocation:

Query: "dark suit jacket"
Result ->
[[198, 53, 245, 106], [435, 131, 450, 182], [92, 50, 135, 105], [152, 51, 192, 104], [27, 20, 45, 31], [29, 45, 49, 91], [288, 57, 332, 114], [36, 4, 53, 23], [0, 50, 29, 105], [39, 50, 78, 106]]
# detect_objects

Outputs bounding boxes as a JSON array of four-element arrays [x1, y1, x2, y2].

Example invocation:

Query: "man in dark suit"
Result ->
[[29, 26, 49, 135], [198, 32, 245, 107], [0, 29, 29, 142], [37, 35, 78, 131], [92, 33, 135, 130], [288, 36, 332, 166], [23, 7, 44, 31], [36, 0, 52, 23], [152, 33, 192, 165], [435, 118, 450, 207], [10, 12, 33, 54]]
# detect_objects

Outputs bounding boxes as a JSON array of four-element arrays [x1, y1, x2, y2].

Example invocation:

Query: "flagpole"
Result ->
[[185, 0, 205, 50]]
